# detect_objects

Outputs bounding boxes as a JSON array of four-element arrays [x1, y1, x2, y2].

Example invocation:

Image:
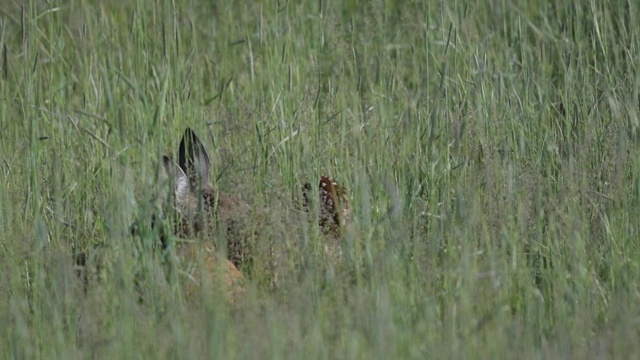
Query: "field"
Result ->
[[1, 0, 640, 358]]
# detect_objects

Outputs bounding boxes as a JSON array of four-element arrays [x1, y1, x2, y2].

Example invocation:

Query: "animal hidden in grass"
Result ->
[[152, 127, 350, 300]]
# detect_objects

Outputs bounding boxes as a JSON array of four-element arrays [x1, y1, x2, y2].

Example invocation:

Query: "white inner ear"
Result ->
[[174, 165, 190, 204], [162, 156, 190, 207]]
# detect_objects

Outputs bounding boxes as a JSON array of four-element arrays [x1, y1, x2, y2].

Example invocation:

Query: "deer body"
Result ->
[[161, 128, 350, 300]]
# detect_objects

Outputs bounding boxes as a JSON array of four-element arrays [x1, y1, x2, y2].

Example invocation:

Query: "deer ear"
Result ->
[[178, 128, 211, 190], [318, 176, 349, 231], [319, 176, 337, 215], [162, 155, 189, 204], [301, 182, 313, 211]]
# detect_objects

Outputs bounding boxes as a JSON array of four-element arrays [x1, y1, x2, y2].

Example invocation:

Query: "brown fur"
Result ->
[[177, 240, 245, 303], [302, 175, 350, 237], [162, 128, 350, 298]]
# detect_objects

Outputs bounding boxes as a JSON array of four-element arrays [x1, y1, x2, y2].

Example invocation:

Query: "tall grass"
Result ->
[[1, 0, 640, 358]]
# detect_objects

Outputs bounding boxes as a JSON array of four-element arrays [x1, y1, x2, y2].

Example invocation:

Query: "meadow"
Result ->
[[1, 0, 640, 358]]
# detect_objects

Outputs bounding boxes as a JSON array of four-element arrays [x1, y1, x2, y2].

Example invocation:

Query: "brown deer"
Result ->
[[159, 128, 350, 300]]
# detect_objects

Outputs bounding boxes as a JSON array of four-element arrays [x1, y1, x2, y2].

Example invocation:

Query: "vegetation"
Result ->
[[1, 0, 640, 358]]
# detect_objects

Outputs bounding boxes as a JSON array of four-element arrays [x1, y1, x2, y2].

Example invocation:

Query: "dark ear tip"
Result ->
[[183, 127, 196, 139], [161, 155, 172, 172], [302, 183, 312, 191], [301, 182, 312, 209], [182, 128, 202, 148], [129, 220, 139, 236], [74, 249, 87, 267], [302, 182, 313, 200]]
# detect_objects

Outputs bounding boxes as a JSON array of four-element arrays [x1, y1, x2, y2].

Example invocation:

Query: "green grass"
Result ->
[[2, 0, 640, 358]]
